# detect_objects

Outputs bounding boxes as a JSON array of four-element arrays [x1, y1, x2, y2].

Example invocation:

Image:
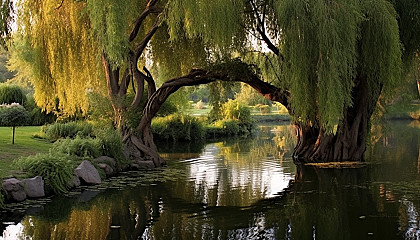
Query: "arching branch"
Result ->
[[137, 66, 290, 132]]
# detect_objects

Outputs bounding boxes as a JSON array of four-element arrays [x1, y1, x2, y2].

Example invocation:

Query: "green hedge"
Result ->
[[42, 121, 94, 141], [15, 153, 76, 194], [152, 114, 205, 141]]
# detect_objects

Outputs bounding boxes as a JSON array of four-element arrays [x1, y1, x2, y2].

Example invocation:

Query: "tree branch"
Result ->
[[56, 0, 65, 10], [137, 65, 290, 132], [143, 66, 156, 97], [248, 0, 282, 58], [101, 54, 119, 96], [129, 0, 160, 42], [134, 17, 160, 60], [118, 68, 130, 96]]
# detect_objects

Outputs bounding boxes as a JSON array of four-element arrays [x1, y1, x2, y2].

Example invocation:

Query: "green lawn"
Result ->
[[0, 126, 52, 179]]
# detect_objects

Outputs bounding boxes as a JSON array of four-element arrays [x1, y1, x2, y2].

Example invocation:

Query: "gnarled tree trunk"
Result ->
[[293, 77, 381, 163]]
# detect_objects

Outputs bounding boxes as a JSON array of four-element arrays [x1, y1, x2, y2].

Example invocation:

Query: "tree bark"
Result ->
[[293, 77, 380, 163], [12, 126, 15, 144]]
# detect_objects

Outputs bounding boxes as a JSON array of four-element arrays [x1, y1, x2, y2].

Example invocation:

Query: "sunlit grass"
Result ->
[[0, 126, 52, 179]]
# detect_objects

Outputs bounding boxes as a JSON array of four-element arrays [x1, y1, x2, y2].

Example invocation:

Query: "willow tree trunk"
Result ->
[[293, 77, 380, 163]]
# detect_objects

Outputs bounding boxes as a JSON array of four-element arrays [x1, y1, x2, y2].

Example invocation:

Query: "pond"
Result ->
[[1, 121, 420, 239]]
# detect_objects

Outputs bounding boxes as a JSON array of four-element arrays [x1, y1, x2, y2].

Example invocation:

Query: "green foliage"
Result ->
[[86, 0, 141, 68], [87, 92, 114, 125], [152, 114, 205, 141], [236, 84, 272, 107], [0, 103, 29, 127], [165, 0, 246, 49], [0, 84, 26, 105], [42, 122, 94, 141], [25, 96, 57, 126], [206, 100, 254, 137], [392, 0, 420, 64], [94, 127, 125, 163], [211, 119, 241, 136], [221, 99, 252, 124], [15, 153, 75, 194], [11, 0, 102, 116], [275, 0, 401, 131], [0, 0, 13, 49], [52, 136, 101, 159]]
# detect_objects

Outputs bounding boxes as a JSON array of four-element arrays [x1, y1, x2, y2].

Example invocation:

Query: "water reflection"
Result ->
[[3, 122, 420, 239]]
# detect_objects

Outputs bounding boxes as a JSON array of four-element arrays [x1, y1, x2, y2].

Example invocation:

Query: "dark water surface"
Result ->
[[2, 121, 420, 239]]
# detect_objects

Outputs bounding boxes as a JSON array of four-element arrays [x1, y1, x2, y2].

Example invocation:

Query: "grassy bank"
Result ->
[[0, 126, 52, 179]]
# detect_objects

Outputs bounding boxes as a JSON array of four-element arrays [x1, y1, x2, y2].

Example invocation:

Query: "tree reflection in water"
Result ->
[[3, 122, 420, 239]]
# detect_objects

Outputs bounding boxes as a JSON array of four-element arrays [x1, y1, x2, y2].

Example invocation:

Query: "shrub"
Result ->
[[152, 114, 205, 141], [0, 84, 26, 105], [94, 127, 125, 163], [15, 153, 76, 194], [42, 121, 93, 141], [221, 99, 252, 124], [52, 136, 101, 158], [213, 119, 240, 135], [25, 96, 56, 125]]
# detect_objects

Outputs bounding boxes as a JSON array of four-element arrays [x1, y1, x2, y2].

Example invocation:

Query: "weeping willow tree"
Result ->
[[7, 0, 418, 165]]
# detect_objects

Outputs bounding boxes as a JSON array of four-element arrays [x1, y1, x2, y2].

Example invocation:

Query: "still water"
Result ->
[[2, 121, 420, 239]]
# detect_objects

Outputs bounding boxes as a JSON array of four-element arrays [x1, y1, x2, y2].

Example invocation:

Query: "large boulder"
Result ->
[[22, 176, 45, 198], [2, 178, 26, 202], [74, 160, 101, 185]]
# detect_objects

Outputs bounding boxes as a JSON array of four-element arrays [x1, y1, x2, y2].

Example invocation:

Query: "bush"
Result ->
[[221, 99, 252, 124], [15, 153, 76, 194], [94, 127, 125, 162], [25, 96, 56, 125], [0, 84, 26, 105], [152, 114, 205, 141], [42, 121, 93, 141], [207, 119, 253, 138], [52, 136, 101, 159]]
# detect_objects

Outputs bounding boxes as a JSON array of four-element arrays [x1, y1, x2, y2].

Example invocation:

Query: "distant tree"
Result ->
[[0, 103, 29, 144], [0, 84, 26, 105]]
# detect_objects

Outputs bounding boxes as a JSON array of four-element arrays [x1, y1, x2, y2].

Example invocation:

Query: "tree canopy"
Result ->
[[9, 0, 410, 131], [5, 0, 420, 163]]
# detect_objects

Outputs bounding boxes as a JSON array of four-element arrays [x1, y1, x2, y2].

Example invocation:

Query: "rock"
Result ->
[[74, 160, 101, 185], [68, 175, 81, 188], [22, 176, 45, 198], [98, 163, 114, 176], [94, 156, 117, 169], [134, 160, 155, 170], [2, 178, 26, 202]]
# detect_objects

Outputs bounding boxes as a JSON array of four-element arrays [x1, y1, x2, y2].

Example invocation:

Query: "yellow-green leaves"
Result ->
[[275, 0, 401, 132], [165, 0, 246, 50], [11, 0, 101, 116]]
